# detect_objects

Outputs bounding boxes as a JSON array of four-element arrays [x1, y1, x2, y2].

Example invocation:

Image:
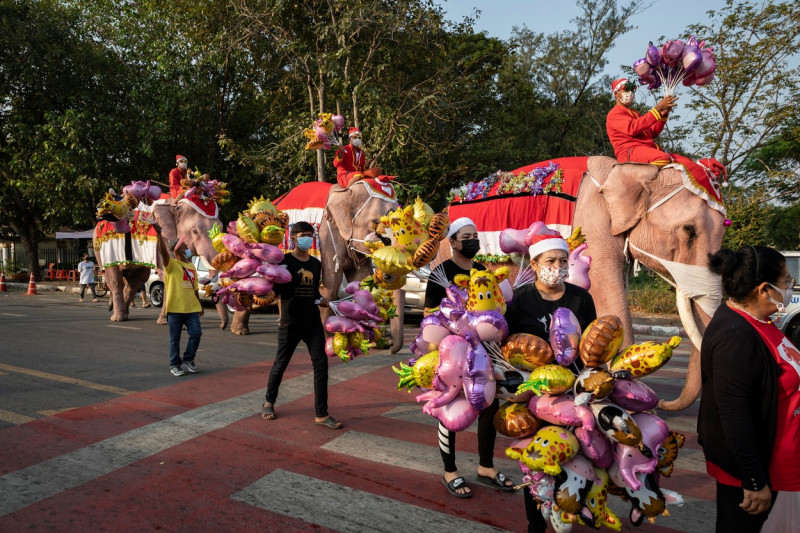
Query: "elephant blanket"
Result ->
[[94, 211, 157, 268]]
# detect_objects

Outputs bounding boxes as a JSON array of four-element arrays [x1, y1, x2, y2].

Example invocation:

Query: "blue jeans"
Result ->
[[167, 312, 202, 368]]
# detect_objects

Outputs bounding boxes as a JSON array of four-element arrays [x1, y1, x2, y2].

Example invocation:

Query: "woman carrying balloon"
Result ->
[[504, 230, 597, 533], [700, 246, 800, 532]]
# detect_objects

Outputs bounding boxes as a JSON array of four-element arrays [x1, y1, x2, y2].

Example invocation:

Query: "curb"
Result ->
[[632, 323, 686, 338], [4, 282, 82, 294]]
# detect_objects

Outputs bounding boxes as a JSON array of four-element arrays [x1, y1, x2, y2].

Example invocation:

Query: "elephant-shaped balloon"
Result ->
[[319, 180, 404, 353], [565, 243, 591, 290], [612, 442, 658, 491]]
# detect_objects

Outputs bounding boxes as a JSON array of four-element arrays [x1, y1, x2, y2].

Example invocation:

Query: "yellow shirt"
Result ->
[[164, 259, 201, 314]]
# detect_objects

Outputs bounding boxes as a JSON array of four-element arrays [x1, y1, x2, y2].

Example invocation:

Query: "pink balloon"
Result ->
[[695, 72, 715, 86], [566, 243, 591, 290], [325, 337, 336, 358], [682, 71, 697, 86], [610, 379, 659, 412], [694, 49, 717, 78], [499, 228, 529, 255], [575, 425, 614, 469], [554, 455, 596, 514], [468, 310, 509, 343], [220, 258, 261, 279], [325, 315, 363, 334], [463, 342, 495, 411], [661, 40, 684, 61], [632, 412, 670, 454], [314, 125, 328, 138], [613, 443, 658, 491], [499, 278, 514, 305], [331, 114, 344, 132], [681, 44, 702, 73], [529, 392, 595, 428]]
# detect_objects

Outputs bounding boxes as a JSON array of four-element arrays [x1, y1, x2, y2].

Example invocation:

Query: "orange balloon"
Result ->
[[501, 333, 554, 371], [494, 401, 541, 438], [579, 315, 624, 367]]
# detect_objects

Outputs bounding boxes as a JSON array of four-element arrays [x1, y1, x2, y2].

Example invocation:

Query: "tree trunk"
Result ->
[[316, 75, 327, 182], [16, 223, 40, 281]]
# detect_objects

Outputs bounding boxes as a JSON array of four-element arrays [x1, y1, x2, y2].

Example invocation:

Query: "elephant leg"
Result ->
[[106, 269, 127, 322], [390, 289, 405, 354], [231, 309, 251, 335], [215, 299, 229, 331]]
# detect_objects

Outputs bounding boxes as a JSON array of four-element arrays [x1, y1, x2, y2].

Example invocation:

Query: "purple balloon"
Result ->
[[575, 425, 614, 469], [695, 72, 715, 86], [529, 392, 595, 428], [549, 307, 581, 366], [463, 342, 496, 411], [633, 58, 651, 76], [468, 310, 509, 343], [632, 412, 670, 454], [694, 49, 717, 78], [610, 379, 659, 412], [646, 42, 662, 66], [681, 44, 702, 73], [682, 71, 697, 86], [662, 40, 684, 61], [647, 77, 662, 91]]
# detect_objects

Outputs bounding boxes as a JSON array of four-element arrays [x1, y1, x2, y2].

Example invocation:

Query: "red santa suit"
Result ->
[[333, 144, 366, 188], [169, 155, 189, 198], [606, 104, 672, 166]]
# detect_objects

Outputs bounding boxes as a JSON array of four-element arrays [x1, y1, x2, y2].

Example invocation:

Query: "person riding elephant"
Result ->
[[318, 178, 405, 353], [169, 155, 189, 199], [333, 128, 367, 188]]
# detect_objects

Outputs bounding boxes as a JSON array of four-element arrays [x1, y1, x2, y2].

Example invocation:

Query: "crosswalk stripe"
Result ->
[[232, 469, 508, 533], [0, 354, 391, 518]]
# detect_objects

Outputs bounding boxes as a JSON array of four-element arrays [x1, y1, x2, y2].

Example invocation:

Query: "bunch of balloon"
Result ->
[[633, 36, 717, 95], [210, 197, 292, 311], [500, 309, 686, 531], [365, 198, 449, 290], [394, 268, 510, 432], [324, 281, 394, 362]]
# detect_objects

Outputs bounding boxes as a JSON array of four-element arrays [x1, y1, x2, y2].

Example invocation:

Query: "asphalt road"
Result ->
[[0, 289, 729, 532]]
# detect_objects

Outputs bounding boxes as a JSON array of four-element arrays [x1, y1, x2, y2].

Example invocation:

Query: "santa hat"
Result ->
[[698, 158, 727, 182], [349, 127, 361, 136], [447, 217, 477, 239], [611, 78, 628, 93], [528, 233, 568, 259], [176, 154, 186, 163]]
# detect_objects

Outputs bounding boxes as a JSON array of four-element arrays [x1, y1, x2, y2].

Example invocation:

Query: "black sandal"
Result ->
[[315, 416, 343, 429], [476, 472, 515, 492], [261, 403, 276, 420], [442, 476, 473, 498]]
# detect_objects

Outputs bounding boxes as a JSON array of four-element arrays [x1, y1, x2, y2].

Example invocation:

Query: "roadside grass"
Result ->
[[626, 270, 677, 315]]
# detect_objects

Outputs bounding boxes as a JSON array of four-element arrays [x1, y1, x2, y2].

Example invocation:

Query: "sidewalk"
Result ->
[[3, 280, 85, 295]]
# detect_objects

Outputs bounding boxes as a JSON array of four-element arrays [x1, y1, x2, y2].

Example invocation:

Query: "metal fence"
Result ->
[[5, 249, 85, 271]]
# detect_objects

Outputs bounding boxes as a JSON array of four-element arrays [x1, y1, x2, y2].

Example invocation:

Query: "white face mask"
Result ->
[[768, 282, 793, 314], [537, 265, 568, 287], [618, 91, 634, 105], [350, 138, 362, 148], [178, 162, 188, 170]]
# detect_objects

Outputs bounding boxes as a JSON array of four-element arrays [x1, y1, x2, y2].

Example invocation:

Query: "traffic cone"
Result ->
[[25, 272, 38, 296], [0, 272, 6, 292]]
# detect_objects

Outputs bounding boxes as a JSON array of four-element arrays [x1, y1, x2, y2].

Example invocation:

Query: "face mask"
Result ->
[[537, 265, 569, 287], [768, 282, 793, 314], [350, 138, 362, 148], [459, 239, 480, 259], [296, 236, 314, 251], [184, 249, 192, 259], [178, 162, 188, 170], [618, 91, 634, 105]]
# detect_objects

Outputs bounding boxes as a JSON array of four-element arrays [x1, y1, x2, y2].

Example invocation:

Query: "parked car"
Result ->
[[144, 256, 215, 308], [402, 272, 427, 315], [772, 251, 800, 345]]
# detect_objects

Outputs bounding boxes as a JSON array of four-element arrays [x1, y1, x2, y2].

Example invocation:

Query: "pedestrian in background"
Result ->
[[153, 222, 203, 377], [261, 221, 341, 429], [700, 245, 800, 532], [77, 254, 98, 303]]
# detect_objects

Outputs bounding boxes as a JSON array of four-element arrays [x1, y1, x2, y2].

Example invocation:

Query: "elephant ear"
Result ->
[[325, 186, 360, 243], [599, 164, 659, 236]]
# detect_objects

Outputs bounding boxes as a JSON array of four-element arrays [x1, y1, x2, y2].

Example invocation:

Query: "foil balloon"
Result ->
[[502, 333, 554, 371], [463, 341, 496, 411], [528, 392, 595, 429], [694, 48, 717, 78], [681, 43, 702, 73], [325, 315, 363, 334], [608, 464, 667, 522], [633, 58, 651, 76], [498, 278, 514, 305], [418, 394, 478, 433], [586, 468, 622, 531], [632, 412, 670, 455], [549, 307, 582, 366], [590, 402, 642, 446], [566, 243, 591, 290], [499, 227, 529, 255], [468, 310, 509, 343], [613, 442, 658, 491], [645, 42, 661, 66], [573, 367, 615, 402], [609, 336, 680, 378], [575, 424, 613, 469], [493, 401, 540, 438], [507, 426, 580, 476], [517, 364, 576, 396], [609, 378, 659, 412], [579, 315, 624, 367], [219, 258, 261, 279], [657, 431, 686, 477], [418, 314, 452, 348], [395, 350, 440, 391], [553, 454, 596, 514], [694, 72, 715, 86]]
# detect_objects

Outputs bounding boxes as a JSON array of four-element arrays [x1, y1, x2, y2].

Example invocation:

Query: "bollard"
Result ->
[[0, 272, 6, 292], [25, 272, 38, 296]]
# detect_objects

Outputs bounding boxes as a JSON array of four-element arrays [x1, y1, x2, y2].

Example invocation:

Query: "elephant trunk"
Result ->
[[659, 290, 708, 411]]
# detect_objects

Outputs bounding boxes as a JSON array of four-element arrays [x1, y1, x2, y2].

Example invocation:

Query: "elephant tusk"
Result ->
[[200, 255, 214, 272], [676, 288, 703, 351]]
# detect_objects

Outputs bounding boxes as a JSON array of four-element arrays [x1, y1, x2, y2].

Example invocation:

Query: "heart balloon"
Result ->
[[633, 58, 651, 76]]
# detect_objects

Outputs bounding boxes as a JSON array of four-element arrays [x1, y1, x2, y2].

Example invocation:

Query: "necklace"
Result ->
[[727, 299, 772, 324]]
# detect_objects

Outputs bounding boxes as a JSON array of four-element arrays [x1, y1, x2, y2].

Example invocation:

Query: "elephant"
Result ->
[[318, 180, 405, 353], [93, 198, 230, 329], [571, 157, 725, 411]]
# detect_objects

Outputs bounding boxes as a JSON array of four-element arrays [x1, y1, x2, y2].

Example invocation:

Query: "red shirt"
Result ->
[[169, 167, 187, 198], [714, 310, 800, 491], [332, 144, 365, 187], [606, 104, 667, 162]]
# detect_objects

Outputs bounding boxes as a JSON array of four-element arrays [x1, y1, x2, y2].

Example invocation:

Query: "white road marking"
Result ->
[[106, 325, 141, 330], [0, 313, 26, 317], [0, 354, 390, 517], [232, 469, 508, 533]]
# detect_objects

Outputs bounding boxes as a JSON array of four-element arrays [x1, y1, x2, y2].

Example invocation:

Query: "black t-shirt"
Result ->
[[423, 259, 486, 310], [504, 282, 597, 341], [274, 254, 322, 325]]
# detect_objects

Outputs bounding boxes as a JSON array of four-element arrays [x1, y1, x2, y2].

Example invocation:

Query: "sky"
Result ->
[[439, 0, 728, 79]]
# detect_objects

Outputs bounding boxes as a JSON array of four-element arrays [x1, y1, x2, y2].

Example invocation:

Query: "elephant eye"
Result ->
[[683, 225, 696, 240]]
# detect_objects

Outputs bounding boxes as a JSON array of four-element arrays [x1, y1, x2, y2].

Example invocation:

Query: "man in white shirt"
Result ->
[[77, 254, 98, 302]]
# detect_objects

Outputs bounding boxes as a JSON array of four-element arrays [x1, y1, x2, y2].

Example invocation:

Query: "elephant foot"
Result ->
[[111, 315, 128, 322], [232, 327, 250, 336]]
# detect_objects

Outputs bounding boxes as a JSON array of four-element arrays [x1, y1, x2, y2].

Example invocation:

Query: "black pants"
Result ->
[[79, 283, 97, 298], [715, 482, 777, 533], [265, 322, 329, 418], [439, 397, 499, 472], [523, 488, 548, 533]]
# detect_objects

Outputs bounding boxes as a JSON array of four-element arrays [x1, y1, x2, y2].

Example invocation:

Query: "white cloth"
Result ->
[[77, 260, 95, 285]]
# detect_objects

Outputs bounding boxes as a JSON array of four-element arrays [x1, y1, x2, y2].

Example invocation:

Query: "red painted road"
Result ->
[[0, 332, 711, 532]]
